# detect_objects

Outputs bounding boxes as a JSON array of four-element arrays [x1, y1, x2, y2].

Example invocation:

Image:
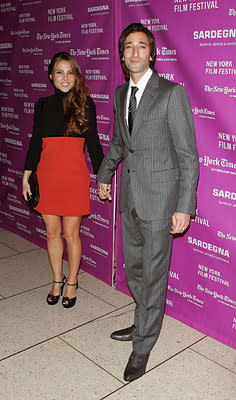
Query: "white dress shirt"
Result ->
[[125, 68, 153, 124]]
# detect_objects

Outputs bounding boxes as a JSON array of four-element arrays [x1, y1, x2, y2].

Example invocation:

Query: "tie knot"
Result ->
[[131, 86, 138, 96]]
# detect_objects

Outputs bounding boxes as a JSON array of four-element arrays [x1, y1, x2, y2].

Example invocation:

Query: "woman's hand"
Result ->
[[22, 170, 32, 201]]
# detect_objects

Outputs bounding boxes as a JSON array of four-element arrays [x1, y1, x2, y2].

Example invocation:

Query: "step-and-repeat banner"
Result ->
[[0, 1, 235, 349], [115, 0, 236, 349], [0, 0, 117, 285]]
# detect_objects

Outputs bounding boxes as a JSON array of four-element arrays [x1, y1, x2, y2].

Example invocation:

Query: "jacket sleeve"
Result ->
[[24, 98, 43, 172], [96, 90, 125, 184], [85, 97, 104, 174], [167, 84, 199, 215]]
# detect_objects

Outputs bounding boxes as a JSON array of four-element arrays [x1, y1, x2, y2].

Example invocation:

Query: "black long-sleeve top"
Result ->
[[24, 88, 104, 174]]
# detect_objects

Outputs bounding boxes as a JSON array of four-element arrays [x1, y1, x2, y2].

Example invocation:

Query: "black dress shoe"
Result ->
[[110, 325, 135, 341], [123, 351, 150, 382]]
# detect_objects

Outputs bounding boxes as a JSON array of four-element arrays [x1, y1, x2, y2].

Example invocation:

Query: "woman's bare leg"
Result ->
[[42, 214, 65, 297], [62, 216, 82, 302]]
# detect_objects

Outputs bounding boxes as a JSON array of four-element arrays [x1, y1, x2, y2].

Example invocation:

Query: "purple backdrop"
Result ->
[[1, 1, 236, 349]]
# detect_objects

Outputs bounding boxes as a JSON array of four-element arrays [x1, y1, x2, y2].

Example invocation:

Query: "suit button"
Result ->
[[127, 169, 130, 173], [129, 149, 134, 153]]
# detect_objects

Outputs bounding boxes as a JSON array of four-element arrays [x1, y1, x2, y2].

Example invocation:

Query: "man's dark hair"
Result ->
[[119, 23, 157, 81]]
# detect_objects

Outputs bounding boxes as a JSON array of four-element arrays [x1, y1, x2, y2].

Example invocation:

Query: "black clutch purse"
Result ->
[[26, 172, 40, 208]]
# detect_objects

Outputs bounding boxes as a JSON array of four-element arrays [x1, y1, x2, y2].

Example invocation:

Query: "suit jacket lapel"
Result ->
[[132, 73, 160, 137], [117, 73, 160, 142], [118, 83, 130, 144]]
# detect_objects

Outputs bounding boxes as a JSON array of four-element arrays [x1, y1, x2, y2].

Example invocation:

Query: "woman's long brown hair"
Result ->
[[48, 52, 90, 135]]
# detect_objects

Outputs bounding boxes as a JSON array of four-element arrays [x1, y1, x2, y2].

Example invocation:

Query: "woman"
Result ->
[[22, 52, 104, 308]]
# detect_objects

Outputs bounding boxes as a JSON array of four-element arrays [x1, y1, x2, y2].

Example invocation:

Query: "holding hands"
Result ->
[[97, 183, 112, 201], [97, 185, 190, 236]]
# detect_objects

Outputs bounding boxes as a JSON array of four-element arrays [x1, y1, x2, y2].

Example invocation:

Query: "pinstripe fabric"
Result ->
[[97, 73, 199, 220], [97, 72, 199, 354], [121, 185, 173, 353]]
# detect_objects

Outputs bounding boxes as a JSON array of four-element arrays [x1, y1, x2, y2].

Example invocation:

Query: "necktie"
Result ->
[[128, 86, 138, 134]]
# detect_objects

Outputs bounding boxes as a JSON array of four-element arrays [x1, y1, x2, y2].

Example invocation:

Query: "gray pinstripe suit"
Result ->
[[97, 72, 199, 354]]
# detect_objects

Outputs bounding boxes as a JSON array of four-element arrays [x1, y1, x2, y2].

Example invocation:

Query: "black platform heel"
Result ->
[[62, 281, 78, 308], [46, 275, 67, 305]]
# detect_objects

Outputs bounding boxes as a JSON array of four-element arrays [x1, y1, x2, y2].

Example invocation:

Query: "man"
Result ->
[[97, 23, 199, 382]]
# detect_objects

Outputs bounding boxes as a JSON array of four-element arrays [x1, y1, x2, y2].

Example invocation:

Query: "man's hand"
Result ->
[[170, 212, 190, 235], [97, 183, 112, 201]]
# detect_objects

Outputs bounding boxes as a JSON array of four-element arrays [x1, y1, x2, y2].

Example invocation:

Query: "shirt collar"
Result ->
[[129, 68, 153, 91]]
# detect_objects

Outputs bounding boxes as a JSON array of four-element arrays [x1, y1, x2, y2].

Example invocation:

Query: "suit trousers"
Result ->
[[120, 184, 173, 354]]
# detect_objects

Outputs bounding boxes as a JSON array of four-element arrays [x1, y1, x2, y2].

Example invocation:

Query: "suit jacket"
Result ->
[[97, 72, 199, 220]]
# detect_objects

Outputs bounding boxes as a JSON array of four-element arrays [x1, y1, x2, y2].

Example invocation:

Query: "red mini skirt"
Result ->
[[35, 137, 91, 216]]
